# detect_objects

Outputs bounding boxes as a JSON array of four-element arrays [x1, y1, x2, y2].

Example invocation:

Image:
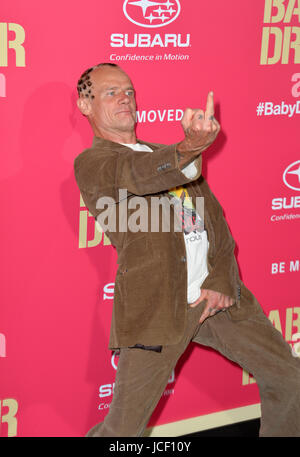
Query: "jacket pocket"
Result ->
[[116, 234, 163, 305]]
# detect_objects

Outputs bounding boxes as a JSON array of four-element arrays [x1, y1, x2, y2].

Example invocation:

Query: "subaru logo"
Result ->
[[123, 0, 181, 28]]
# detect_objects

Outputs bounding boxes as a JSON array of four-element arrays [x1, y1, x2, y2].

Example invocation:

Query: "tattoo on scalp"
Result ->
[[77, 63, 118, 100], [77, 68, 95, 99]]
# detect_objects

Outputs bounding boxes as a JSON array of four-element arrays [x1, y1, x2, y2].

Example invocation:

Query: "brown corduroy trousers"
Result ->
[[86, 295, 300, 437]]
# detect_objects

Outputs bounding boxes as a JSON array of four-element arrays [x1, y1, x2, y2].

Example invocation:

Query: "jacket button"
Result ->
[[181, 256, 186, 262]]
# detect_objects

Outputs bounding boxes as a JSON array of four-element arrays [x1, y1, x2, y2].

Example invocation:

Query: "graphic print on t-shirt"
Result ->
[[168, 185, 204, 235]]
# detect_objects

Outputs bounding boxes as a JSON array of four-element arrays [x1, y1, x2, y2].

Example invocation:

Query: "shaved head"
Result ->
[[77, 63, 120, 100], [76, 63, 137, 143]]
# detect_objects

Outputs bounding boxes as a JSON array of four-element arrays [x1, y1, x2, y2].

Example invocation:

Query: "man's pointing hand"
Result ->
[[176, 92, 220, 168]]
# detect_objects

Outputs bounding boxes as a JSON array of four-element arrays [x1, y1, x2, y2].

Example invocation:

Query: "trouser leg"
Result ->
[[192, 282, 300, 437], [86, 301, 207, 437]]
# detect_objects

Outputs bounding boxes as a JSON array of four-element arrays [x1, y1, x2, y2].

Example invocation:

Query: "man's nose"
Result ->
[[118, 92, 130, 104]]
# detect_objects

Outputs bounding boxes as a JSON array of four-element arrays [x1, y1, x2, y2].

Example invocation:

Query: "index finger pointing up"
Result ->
[[205, 91, 214, 120]]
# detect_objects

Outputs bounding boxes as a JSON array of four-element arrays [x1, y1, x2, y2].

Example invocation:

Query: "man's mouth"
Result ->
[[116, 110, 134, 118]]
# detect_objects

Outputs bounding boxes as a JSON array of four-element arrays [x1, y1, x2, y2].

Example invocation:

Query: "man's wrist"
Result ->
[[177, 139, 204, 154], [176, 142, 203, 169]]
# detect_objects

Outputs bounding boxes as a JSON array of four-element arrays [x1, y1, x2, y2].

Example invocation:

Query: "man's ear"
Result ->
[[77, 97, 92, 116]]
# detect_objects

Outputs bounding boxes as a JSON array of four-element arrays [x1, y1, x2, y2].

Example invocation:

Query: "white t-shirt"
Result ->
[[121, 142, 209, 304]]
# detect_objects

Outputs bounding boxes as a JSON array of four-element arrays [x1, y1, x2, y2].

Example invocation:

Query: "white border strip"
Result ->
[[145, 403, 261, 437]]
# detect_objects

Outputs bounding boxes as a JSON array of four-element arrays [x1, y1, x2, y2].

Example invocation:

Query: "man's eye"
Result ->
[[107, 91, 115, 96], [126, 91, 134, 96]]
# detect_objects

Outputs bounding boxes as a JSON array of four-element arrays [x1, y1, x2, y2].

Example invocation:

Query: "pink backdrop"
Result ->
[[1, 0, 300, 437]]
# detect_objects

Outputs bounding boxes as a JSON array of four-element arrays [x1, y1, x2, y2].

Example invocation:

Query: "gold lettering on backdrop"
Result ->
[[0, 399, 18, 437], [261, 0, 300, 64], [285, 307, 300, 340], [242, 371, 256, 385], [0, 23, 25, 67], [268, 309, 283, 334], [282, 26, 300, 62], [284, 0, 300, 23], [264, 0, 300, 24], [242, 308, 300, 385], [78, 194, 111, 248]]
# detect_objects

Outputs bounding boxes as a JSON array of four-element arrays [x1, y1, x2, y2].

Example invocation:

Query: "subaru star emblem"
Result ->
[[111, 351, 120, 370], [123, 0, 181, 28], [283, 160, 300, 191]]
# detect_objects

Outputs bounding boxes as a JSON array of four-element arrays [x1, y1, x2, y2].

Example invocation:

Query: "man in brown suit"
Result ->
[[74, 63, 300, 437]]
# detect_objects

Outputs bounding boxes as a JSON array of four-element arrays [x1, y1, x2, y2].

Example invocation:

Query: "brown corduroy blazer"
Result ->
[[74, 136, 252, 350]]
